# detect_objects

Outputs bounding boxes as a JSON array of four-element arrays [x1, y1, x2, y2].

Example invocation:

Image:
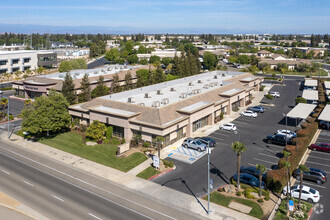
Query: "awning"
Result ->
[[319, 105, 330, 122], [302, 90, 318, 101], [287, 103, 317, 119]]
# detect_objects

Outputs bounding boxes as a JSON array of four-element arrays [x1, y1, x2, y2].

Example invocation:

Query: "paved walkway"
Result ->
[[0, 86, 272, 220]]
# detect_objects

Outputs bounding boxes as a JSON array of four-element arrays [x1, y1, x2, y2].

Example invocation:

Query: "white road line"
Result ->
[[212, 132, 229, 137], [207, 136, 224, 141], [88, 213, 102, 220], [316, 137, 330, 141], [305, 161, 330, 167], [52, 195, 64, 202], [248, 163, 271, 170], [254, 158, 276, 165], [308, 155, 330, 161], [23, 180, 34, 187], [0, 149, 170, 220], [310, 150, 330, 156], [1, 169, 10, 174], [294, 181, 326, 189], [266, 144, 285, 149], [258, 153, 279, 159]]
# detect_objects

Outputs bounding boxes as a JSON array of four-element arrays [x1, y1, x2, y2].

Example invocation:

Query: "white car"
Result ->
[[240, 110, 257, 118], [268, 91, 280, 98], [283, 185, 320, 203], [220, 123, 237, 131], [276, 129, 297, 138]]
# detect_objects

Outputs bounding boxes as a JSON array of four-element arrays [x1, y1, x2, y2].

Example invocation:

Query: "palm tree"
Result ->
[[283, 161, 291, 215], [155, 136, 164, 160], [282, 150, 292, 198], [297, 164, 309, 209], [231, 141, 247, 191], [256, 164, 267, 197]]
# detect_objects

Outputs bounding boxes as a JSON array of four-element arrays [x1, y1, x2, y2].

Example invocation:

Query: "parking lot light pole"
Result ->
[[207, 142, 211, 214], [282, 113, 288, 146], [7, 97, 10, 139]]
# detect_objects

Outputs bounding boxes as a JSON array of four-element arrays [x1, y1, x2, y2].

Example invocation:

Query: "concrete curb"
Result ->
[[148, 167, 175, 180], [0, 204, 37, 220], [307, 207, 313, 220], [0, 119, 19, 125]]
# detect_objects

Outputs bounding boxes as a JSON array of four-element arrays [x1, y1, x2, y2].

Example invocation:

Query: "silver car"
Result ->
[[182, 138, 207, 152]]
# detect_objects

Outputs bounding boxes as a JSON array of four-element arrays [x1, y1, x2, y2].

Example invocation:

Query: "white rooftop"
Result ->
[[302, 90, 318, 101], [221, 88, 244, 96], [91, 106, 137, 117], [318, 105, 330, 122], [241, 77, 257, 82], [179, 101, 211, 113], [0, 50, 54, 55], [324, 81, 330, 89], [304, 79, 317, 87], [287, 103, 317, 119], [99, 71, 245, 108], [36, 64, 142, 81]]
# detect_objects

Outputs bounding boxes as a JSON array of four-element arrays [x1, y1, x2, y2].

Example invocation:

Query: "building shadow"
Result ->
[[161, 178, 208, 214]]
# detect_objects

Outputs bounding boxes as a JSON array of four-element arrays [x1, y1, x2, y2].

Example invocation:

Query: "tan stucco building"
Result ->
[[69, 71, 263, 146]]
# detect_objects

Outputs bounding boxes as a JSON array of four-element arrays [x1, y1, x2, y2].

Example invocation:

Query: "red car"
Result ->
[[310, 143, 330, 152]]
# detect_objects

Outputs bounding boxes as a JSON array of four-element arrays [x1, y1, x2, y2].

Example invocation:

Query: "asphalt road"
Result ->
[[1, 90, 25, 117], [87, 56, 109, 69], [153, 76, 305, 197], [0, 137, 201, 220]]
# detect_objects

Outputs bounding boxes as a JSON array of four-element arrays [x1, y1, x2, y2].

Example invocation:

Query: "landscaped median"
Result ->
[[274, 198, 313, 220], [137, 159, 175, 180], [38, 131, 147, 172]]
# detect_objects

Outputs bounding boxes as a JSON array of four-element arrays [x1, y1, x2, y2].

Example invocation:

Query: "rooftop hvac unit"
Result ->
[[139, 103, 145, 106], [197, 89, 201, 93], [101, 69, 105, 72], [222, 73, 226, 76], [127, 97, 135, 103], [180, 93, 187, 98], [198, 80, 203, 84], [115, 66, 118, 69], [144, 93, 151, 98], [59, 74, 64, 78], [161, 98, 169, 105], [214, 82, 219, 86], [152, 101, 160, 108], [188, 82, 194, 86], [85, 73, 89, 76], [192, 89, 198, 94], [108, 67, 113, 71], [75, 72, 79, 76], [214, 75, 218, 79], [204, 84, 209, 89], [170, 87, 176, 91], [157, 90, 163, 95], [94, 71, 98, 74], [209, 83, 214, 87]]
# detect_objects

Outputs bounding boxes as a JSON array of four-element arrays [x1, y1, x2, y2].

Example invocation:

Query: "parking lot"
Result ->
[[303, 130, 330, 220], [153, 76, 304, 197]]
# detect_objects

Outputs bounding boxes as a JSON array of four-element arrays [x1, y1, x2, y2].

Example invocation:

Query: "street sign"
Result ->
[[210, 178, 213, 189], [153, 156, 159, 169], [288, 200, 294, 211]]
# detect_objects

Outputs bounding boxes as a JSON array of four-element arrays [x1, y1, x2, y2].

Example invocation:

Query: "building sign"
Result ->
[[25, 86, 38, 90], [288, 200, 294, 211], [153, 155, 159, 169]]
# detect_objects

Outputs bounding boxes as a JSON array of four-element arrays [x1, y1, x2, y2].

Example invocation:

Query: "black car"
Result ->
[[240, 166, 267, 181], [197, 137, 216, 148], [293, 168, 327, 184], [247, 106, 265, 113], [266, 134, 292, 146]]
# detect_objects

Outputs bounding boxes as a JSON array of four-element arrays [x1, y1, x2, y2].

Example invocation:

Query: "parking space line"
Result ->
[[266, 144, 285, 149], [294, 181, 326, 189], [212, 132, 229, 137], [305, 161, 330, 167], [258, 153, 279, 159], [316, 137, 330, 141], [309, 150, 330, 156], [254, 158, 276, 164], [248, 163, 271, 170], [308, 155, 330, 161], [207, 136, 224, 141]]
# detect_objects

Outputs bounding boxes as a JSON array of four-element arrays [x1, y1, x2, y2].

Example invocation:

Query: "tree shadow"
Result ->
[[161, 178, 208, 214]]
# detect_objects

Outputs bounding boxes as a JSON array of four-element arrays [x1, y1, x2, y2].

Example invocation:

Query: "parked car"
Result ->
[[197, 137, 216, 148], [232, 173, 266, 189], [182, 138, 207, 152], [283, 185, 320, 203], [266, 133, 292, 145], [220, 123, 237, 131], [293, 168, 327, 184], [319, 120, 330, 130], [240, 110, 257, 118], [240, 166, 267, 181], [268, 91, 280, 98], [247, 106, 264, 113], [309, 143, 330, 152], [276, 129, 297, 138]]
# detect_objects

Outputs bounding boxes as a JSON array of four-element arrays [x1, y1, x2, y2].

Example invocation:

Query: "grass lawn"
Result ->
[[275, 198, 313, 220], [204, 191, 263, 219], [137, 167, 161, 180], [266, 69, 327, 76], [39, 131, 147, 172]]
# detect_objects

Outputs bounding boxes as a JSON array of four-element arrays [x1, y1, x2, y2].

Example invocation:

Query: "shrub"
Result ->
[[244, 188, 255, 199], [121, 138, 126, 144], [301, 122, 308, 129], [236, 191, 242, 196], [257, 198, 264, 203], [110, 137, 121, 145], [106, 126, 113, 139], [272, 73, 276, 77], [161, 159, 174, 168], [9, 115, 14, 120], [262, 190, 270, 201], [103, 139, 109, 144], [143, 141, 151, 148], [259, 85, 265, 91]]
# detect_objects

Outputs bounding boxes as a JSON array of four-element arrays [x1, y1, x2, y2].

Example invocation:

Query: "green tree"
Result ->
[[36, 66, 44, 74], [137, 45, 147, 54], [78, 73, 91, 103], [110, 73, 121, 93], [249, 65, 259, 74], [127, 54, 139, 64], [283, 161, 291, 215], [256, 164, 267, 197], [149, 55, 161, 64], [115, 57, 125, 65], [228, 56, 238, 64], [86, 120, 107, 142], [139, 58, 148, 65], [161, 57, 172, 67], [152, 65, 166, 83], [105, 48, 119, 61], [21, 90, 71, 136], [58, 60, 72, 72], [295, 97, 307, 104], [61, 72, 76, 104], [237, 55, 250, 65], [231, 141, 247, 191], [203, 52, 218, 70], [70, 58, 87, 70], [89, 43, 99, 58], [297, 164, 309, 208], [136, 69, 150, 87], [91, 75, 109, 98], [124, 72, 133, 90]]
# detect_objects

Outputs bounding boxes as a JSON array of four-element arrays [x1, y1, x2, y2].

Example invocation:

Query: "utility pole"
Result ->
[[207, 142, 211, 214], [7, 98, 10, 139]]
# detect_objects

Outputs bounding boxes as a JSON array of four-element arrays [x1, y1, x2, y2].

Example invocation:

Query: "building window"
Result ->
[[164, 134, 170, 146], [12, 59, 19, 65], [23, 58, 31, 63], [0, 69, 8, 74], [193, 116, 208, 132], [177, 127, 184, 140], [23, 66, 30, 71], [12, 67, 19, 72], [112, 125, 124, 138], [0, 60, 8, 65]]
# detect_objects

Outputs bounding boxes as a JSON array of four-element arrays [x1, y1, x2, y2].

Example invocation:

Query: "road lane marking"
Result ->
[[294, 181, 326, 189], [308, 155, 330, 161], [248, 163, 271, 170], [1, 169, 10, 174], [305, 161, 330, 167], [258, 153, 279, 159], [266, 144, 285, 149], [0, 150, 168, 220], [88, 213, 102, 220], [52, 195, 64, 202], [254, 158, 277, 164], [23, 180, 34, 187]]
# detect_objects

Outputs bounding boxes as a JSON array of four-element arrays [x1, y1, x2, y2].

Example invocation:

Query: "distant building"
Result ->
[[257, 50, 273, 57], [0, 50, 57, 74], [51, 42, 74, 49]]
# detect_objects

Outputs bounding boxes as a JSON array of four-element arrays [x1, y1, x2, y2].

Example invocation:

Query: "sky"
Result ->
[[0, 0, 329, 34]]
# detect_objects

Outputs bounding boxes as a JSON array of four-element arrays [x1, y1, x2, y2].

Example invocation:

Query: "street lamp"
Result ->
[[207, 142, 211, 214], [282, 113, 288, 146], [7, 97, 10, 139]]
